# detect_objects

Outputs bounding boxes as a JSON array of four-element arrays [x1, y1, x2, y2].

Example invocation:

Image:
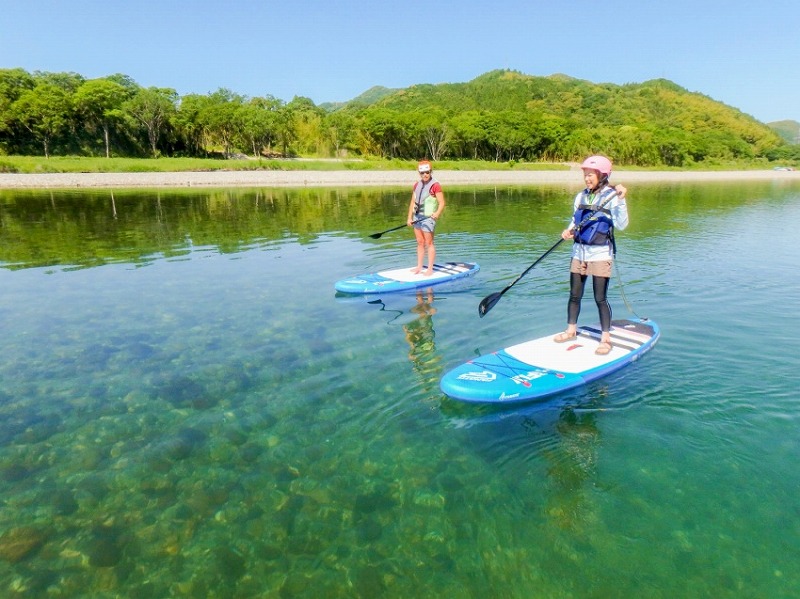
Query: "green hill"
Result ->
[[320, 85, 399, 111], [334, 69, 784, 166], [768, 120, 800, 144]]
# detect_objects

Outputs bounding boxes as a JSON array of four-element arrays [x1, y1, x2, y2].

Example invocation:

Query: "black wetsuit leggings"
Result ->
[[567, 272, 612, 332]]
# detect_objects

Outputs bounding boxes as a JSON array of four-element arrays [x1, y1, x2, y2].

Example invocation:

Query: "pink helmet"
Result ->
[[581, 155, 612, 177]]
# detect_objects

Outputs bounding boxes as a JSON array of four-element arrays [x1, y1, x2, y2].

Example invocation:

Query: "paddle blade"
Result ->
[[478, 292, 503, 318], [368, 232, 383, 239]]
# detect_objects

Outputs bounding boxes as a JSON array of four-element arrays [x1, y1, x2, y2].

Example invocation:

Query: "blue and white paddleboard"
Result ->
[[440, 318, 659, 404], [334, 262, 479, 294]]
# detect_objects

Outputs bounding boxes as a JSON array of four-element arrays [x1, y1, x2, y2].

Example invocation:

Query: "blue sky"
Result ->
[[2, 0, 797, 123]]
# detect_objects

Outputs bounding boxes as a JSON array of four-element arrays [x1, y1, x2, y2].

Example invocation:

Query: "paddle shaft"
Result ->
[[369, 219, 423, 239], [501, 238, 564, 296], [478, 190, 619, 317]]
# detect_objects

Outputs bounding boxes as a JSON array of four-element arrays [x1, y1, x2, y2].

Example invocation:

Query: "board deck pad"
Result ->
[[334, 262, 479, 294], [440, 319, 659, 404]]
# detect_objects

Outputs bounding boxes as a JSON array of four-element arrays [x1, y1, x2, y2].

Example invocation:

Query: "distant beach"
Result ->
[[0, 169, 797, 189]]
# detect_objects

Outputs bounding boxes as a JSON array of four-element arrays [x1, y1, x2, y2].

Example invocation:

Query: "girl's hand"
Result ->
[[561, 229, 574, 240], [614, 184, 627, 198]]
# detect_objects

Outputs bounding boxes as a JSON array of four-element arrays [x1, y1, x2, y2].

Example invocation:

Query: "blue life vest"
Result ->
[[572, 189, 616, 251]]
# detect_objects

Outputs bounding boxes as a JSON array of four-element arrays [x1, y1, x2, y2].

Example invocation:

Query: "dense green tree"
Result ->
[[533, 115, 570, 161], [238, 95, 283, 157], [359, 107, 409, 158], [0, 69, 36, 151], [284, 96, 326, 155], [198, 89, 244, 158], [123, 87, 178, 157], [324, 110, 357, 157], [410, 108, 452, 161], [174, 93, 209, 156], [484, 112, 536, 161], [451, 111, 489, 160], [32, 70, 85, 93], [11, 82, 72, 157], [73, 78, 131, 157]]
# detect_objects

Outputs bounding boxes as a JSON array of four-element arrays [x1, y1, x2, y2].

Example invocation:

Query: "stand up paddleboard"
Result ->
[[335, 262, 479, 294], [440, 318, 659, 404]]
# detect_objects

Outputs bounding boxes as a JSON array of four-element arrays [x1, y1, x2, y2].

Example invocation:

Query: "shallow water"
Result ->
[[1, 181, 799, 597]]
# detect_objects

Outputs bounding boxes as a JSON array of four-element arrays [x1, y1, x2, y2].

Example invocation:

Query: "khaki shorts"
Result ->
[[570, 258, 612, 278]]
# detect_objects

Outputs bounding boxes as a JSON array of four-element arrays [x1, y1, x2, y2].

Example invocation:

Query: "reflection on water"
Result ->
[[1, 181, 800, 597], [403, 289, 442, 397]]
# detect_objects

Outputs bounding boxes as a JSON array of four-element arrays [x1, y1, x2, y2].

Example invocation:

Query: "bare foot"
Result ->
[[423, 269, 434, 276], [410, 267, 422, 274]]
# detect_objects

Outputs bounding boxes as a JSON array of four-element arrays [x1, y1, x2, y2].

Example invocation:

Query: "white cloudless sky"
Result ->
[[1, 0, 797, 123]]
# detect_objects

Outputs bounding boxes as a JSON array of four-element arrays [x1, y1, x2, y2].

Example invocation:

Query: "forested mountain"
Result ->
[[768, 120, 800, 144], [334, 70, 787, 165], [320, 86, 399, 111], [1, 67, 796, 166]]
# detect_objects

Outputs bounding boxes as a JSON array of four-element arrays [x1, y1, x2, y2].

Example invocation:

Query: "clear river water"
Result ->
[[0, 178, 798, 598]]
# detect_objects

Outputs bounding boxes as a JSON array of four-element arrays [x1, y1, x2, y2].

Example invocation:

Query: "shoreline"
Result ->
[[0, 169, 798, 189]]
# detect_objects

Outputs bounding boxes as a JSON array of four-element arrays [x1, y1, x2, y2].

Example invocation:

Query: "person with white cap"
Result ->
[[407, 160, 446, 276]]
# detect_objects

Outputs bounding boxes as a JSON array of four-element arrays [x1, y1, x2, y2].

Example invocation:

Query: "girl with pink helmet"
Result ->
[[553, 156, 629, 355]]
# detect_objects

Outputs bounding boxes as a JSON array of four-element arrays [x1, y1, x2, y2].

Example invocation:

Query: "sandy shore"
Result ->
[[0, 169, 797, 189]]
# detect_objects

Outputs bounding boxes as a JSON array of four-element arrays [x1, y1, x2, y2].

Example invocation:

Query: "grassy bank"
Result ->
[[0, 156, 573, 174], [0, 155, 791, 175]]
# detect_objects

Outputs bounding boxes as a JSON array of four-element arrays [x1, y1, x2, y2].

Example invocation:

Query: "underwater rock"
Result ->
[[52, 489, 80, 516], [259, 543, 282, 561], [287, 534, 324, 556], [184, 484, 232, 517], [157, 376, 218, 409], [216, 546, 246, 579], [2, 463, 32, 482], [87, 537, 122, 567], [177, 426, 208, 446], [125, 341, 157, 360], [239, 442, 263, 463], [150, 427, 208, 465], [14, 414, 62, 444], [353, 488, 396, 517], [354, 566, 386, 597], [139, 477, 178, 508], [154, 436, 194, 461], [86, 525, 125, 568], [75, 473, 109, 502], [281, 571, 310, 596], [79, 343, 119, 367], [0, 526, 49, 563], [356, 518, 383, 542], [224, 426, 248, 446]]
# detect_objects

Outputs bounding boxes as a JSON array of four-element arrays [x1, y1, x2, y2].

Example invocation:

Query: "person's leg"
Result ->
[[555, 271, 586, 342], [592, 275, 612, 339], [592, 275, 613, 354], [412, 228, 426, 273], [423, 231, 435, 275]]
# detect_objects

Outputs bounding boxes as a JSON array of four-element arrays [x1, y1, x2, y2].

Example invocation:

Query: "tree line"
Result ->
[[0, 67, 796, 166]]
